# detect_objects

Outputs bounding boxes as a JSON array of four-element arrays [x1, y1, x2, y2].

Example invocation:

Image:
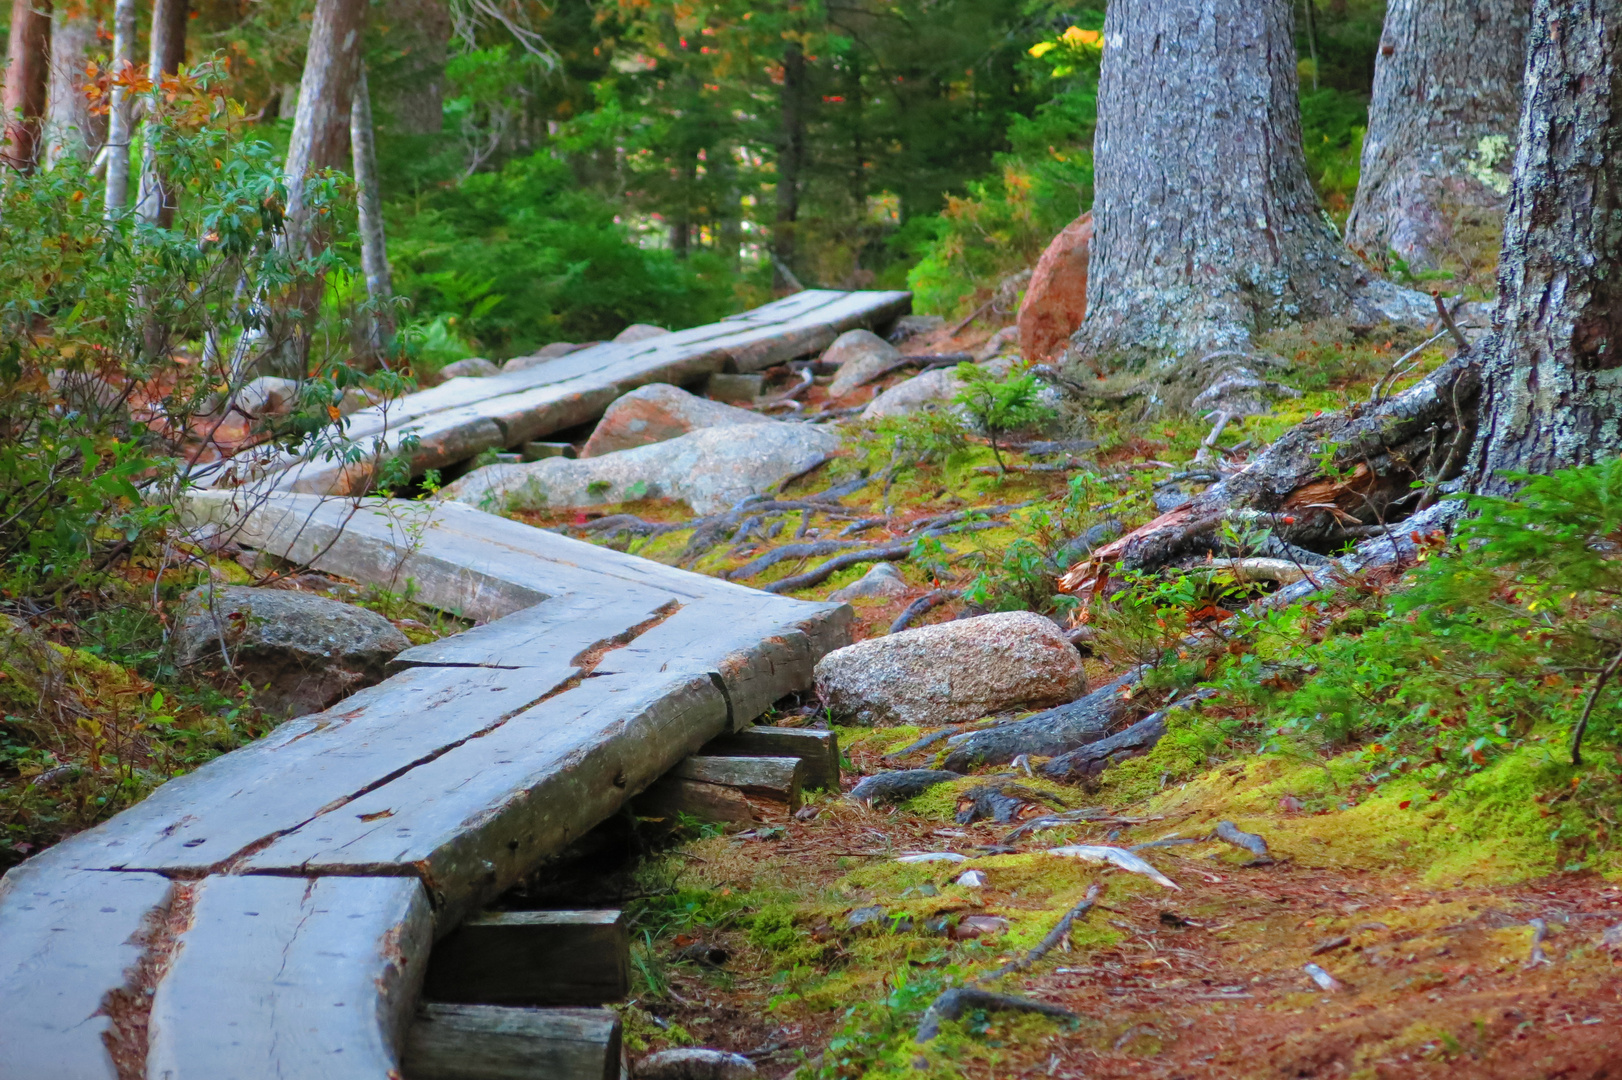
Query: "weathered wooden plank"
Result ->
[[618, 598, 853, 727], [702, 726, 841, 791], [390, 591, 673, 670], [719, 288, 846, 323], [146, 874, 432, 1080], [0, 851, 174, 1080], [721, 289, 911, 372], [238, 670, 730, 926], [405, 1003, 621, 1080], [71, 663, 583, 874], [634, 776, 757, 825], [424, 910, 628, 1006], [672, 755, 805, 809]]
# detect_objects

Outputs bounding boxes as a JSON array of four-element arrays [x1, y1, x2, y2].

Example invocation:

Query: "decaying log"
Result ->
[[847, 769, 962, 805], [940, 674, 1139, 772], [1061, 351, 1482, 591]]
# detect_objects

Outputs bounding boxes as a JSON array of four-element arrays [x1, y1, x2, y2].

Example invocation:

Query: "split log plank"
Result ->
[[672, 755, 805, 810], [703, 726, 840, 790], [635, 776, 757, 824], [405, 1003, 621, 1080], [146, 875, 433, 1080], [0, 851, 175, 1080], [424, 911, 628, 1006]]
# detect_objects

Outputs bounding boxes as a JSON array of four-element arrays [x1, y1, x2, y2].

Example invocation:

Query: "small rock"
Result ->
[[636, 1048, 758, 1080], [861, 356, 1015, 420], [815, 611, 1086, 726], [613, 323, 670, 344], [827, 563, 908, 602], [441, 421, 841, 515], [437, 357, 500, 380], [580, 383, 771, 457], [174, 586, 410, 718], [888, 314, 946, 344], [847, 905, 886, 928], [956, 870, 987, 888], [951, 915, 1010, 940], [230, 376, 302, 417], [824, 329, 903, 397], [1016, 211, 1092, 362]]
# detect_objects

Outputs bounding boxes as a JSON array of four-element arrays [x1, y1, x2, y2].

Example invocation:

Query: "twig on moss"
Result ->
[[975, 882, 1104, 984]]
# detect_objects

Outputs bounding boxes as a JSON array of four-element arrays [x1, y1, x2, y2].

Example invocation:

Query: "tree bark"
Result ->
[[102, 0, 137, 212], [44, 3, 102, 167], [1066, 0, 1424, 373], [2, 0, 51, 172], [773, 39, 806, 292], [375, 0, 448, 135], [283, 0, 368, 252], [136, 0, 189, 227], [1346, 0, 1530, 272], [351, 65, 395, 360], [1469, 0, 1622, 494]]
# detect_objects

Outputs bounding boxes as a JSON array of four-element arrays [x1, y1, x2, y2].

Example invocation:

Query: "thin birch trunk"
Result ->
[[350, 66, 395, 359], [136, 0, 189, 225], [44, 5, 102, 167], [103, 0, 138, 213]]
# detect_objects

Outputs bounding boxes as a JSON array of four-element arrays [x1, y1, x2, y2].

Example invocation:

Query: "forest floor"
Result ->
[[487, 319, 1622, 1078]]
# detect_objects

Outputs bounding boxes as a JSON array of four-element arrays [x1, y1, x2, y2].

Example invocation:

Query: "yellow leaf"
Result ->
[[1028, 41, 1056, 58]]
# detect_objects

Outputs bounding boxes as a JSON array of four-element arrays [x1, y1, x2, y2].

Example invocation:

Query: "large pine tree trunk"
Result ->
[[1469, 0, 1622, 494], [44, 4, 103, 167], [2, 0, 51, 172], [1345, 0, 1529, 272], [136, 0, 189, 226], [1066, 0, 1423, 374]]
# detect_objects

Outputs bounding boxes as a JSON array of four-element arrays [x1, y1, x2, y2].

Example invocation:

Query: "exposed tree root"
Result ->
[[914, 987, 1079, 1043], [847, 769, 962, 805], [941, 673, 1140, 772], [1039, 690, 1215, 783], [1060, 350, 1483, 594]]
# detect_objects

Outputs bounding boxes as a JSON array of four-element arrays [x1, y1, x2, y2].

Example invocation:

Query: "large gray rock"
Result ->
[[814, 611, 1084, 726], [175, 586, 410, 718], [861, 356, 1015, 420], [825, 329, 903, 398], [613, 323, 670, 344], [441, 422, 841, 515], [580, 383, 770, 457], [437, 357, 501, 379], [827, 563, 908, 602]]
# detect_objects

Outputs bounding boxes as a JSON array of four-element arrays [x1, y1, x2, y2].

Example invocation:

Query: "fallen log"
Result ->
[[1060, 350, 1482, 593], [940, 673, 1139, 772]]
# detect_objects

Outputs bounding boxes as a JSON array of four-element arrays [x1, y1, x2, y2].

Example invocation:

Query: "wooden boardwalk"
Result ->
[[0, 467, 855, 1070], [219, 288, 910, 496]]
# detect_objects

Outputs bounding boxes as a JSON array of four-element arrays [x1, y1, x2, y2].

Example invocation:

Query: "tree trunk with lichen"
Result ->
[[44, 4, 102, 167], [1346, 0, 1529, 272], [1468, 0, 1622, 494], [1065, 0, 1426, 377]]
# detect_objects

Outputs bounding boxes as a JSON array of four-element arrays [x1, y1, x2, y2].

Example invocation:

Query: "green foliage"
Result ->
[[387, 152, 735, 356], [1216, 462, 1622, 800], [951, 364, 1056, 472]]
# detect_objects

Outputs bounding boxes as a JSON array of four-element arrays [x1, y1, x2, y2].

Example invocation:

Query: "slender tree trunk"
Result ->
[[351, 65, 395, 360], [283, 0, 368, 252], [773, 39, 806, 291], [1066, 0, 1424, 377], [1346, 0, 1529, 272], [2, 0, 51, 172], [1469, 0, 1622, 494], [102, 0, 137, 212], [44, 4, 102, 167], [136, 0, 189, 226]]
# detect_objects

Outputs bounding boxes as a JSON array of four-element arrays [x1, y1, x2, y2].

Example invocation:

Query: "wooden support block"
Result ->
[[405, 1003, 620, 1080], [425, 911, 628, 1007], [521, 442, 576, 461], [703, 726, 841, 791], [672, 755, 805, 810], [703, 373, 764, 402], [634, 776, 756, 824]]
